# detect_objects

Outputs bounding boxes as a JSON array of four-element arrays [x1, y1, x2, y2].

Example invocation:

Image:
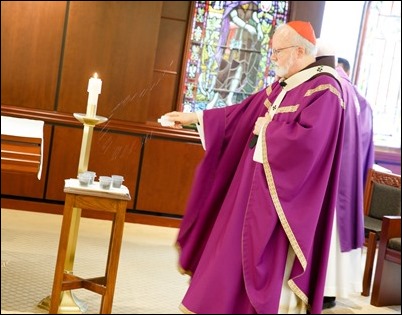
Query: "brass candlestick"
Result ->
[[38, 113, 107, 313]]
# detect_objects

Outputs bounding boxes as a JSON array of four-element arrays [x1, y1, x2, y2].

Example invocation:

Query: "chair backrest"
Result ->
[[363, 168, 401, 219], [382, 216, 401, 262]]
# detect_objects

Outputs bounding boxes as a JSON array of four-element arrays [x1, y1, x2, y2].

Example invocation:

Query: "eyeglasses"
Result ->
[[272, 45, 298, 56]]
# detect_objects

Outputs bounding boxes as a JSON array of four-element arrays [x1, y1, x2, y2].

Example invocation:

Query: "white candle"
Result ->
[[86, 73, 102, 117]]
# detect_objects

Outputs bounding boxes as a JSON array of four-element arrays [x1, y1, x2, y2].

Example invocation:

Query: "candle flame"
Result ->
[[93, 73, 98, 79]]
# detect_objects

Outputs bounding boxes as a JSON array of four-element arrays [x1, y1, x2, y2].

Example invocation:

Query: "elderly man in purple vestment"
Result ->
[[162, 21, 345, 314], [316, 40, 375, 310]]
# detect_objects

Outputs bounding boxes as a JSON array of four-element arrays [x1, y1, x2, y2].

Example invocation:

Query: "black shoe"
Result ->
[[322, 296, 336, 309]]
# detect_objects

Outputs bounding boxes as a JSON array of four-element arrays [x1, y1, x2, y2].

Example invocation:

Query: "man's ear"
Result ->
[[295, 46, 304, 58]]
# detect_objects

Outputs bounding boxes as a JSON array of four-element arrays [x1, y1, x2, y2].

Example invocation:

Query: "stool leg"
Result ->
[[100, 201, 126, 314], [49, 195, 75, 313]]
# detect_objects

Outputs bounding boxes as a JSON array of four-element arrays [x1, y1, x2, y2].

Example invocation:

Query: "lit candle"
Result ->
[[86, 73, 102, 118]]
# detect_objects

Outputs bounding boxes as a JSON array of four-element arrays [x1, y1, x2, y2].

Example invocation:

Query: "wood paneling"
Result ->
[[289, 1, 325, 37], [45, 125, 142, 209], [1, 1, 66, 110], [137, 138, 204, 216], [162, 1, 191, 20], [148, 3, 190, 121], [147, 72, 179, 123], [154, 18, 188, 72], [57, 1, 163, 122]]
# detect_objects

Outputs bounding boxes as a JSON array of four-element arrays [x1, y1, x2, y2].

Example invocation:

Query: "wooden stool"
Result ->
[[49, 180, 131, 314]]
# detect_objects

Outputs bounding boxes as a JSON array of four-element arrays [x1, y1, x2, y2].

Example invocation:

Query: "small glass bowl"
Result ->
[[111, 175, 124, 188], [99, 176, 112, 190], [78, 173, 91, 186]]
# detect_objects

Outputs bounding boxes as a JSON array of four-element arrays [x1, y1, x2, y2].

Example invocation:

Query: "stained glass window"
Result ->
[[180, 1, 289, 112], [356, 1, 401, 148]]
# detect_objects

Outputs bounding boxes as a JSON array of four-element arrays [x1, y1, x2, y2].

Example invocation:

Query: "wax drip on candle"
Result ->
[[86, 73, 102, 118]]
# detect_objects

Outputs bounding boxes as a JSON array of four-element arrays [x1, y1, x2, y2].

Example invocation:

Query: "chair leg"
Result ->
[[371, 255, 401, 306], [362, 232, 377, 296]]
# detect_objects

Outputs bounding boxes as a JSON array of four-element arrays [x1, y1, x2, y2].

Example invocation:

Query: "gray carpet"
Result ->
[[1, 209, 400, 314]]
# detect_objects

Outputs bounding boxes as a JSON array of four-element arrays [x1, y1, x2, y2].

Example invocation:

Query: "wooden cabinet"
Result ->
[[1, 107, 203, 224], [137, 138, 204, 216], [1, 1, 195, 226], [45, 125, 142, 211]]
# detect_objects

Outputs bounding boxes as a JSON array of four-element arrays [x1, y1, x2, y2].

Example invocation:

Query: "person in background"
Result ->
[[337, 57, 351, 76], [316, 40, 375, 310], [162, 21, 345, 314]]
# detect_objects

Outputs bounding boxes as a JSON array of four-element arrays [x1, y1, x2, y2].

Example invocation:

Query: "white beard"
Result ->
[[273, 52, 296, 78], [274, 64, 290, 78]]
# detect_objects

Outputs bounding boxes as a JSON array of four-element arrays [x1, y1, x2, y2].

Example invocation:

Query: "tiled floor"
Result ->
[[1, 209, 400, 314]]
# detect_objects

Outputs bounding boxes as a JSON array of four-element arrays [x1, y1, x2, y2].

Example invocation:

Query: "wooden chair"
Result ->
[[370, 216, 401, 306], [361, 168, 401, 296]]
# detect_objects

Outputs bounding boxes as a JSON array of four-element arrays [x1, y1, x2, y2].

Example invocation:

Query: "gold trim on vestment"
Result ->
[[264, 85, 272, 109], [276, 104, 299, 113], [305, 83, 345, 109], [259, 66, 344, 309]]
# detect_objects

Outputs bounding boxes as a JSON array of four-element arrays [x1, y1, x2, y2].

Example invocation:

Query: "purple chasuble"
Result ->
[[335, 67, 374, 252], [177, 64, 345, 314]]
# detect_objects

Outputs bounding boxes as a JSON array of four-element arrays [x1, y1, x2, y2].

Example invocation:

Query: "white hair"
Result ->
[[275, 23, 317, 57]]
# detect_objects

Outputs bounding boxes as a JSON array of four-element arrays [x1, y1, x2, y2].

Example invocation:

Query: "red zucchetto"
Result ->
[[287, 21, 316, 45]]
